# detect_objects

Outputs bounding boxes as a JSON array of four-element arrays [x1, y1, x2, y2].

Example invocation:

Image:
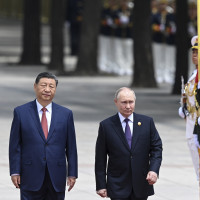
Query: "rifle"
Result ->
[[180, 76, 189, 117]]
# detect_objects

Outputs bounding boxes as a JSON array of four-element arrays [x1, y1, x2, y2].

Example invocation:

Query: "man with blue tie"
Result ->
[[9, 72, 78, 200], [95, 87, 162, 200]]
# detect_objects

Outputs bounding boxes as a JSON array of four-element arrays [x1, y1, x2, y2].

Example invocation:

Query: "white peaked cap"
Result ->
[[191, 35, 198, 46]]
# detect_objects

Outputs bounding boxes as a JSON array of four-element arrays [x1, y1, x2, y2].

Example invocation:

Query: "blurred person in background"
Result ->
[[188, 2, 197, 39], [66, 0, 84, 56], [164, 0, 176, 83], [151, 0, 168, 83], [188, 2, 198, 75], [98, 0, 133, 75], [151, 0, 158, 14]]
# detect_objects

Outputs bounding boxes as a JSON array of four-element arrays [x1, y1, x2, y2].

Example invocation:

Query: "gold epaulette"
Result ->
[[185, 82, 196, 97]]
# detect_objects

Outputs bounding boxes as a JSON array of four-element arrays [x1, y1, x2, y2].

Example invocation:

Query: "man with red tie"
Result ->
[[95, 87, 162, 200], [9, 72, 78, 200]]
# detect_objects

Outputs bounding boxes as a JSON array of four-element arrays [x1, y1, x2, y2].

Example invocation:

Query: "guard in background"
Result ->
[[165, 0, 176, 83], [100, 0, 119, 37], [151, 0, 168, 83], [179, 36, 199, 180], [98, 0, 133, 75], [114, 0, 133, 39], [66, 0, 84, 55], [98, 0, 119, 73], [188, 2, 197, 39]]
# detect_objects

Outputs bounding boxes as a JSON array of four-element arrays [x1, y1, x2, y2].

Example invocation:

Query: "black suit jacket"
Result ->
[[95, 113, 162, 199]]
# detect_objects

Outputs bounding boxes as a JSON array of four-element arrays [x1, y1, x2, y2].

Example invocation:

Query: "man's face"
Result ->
[[34, 78, 57, 105], [192, 49, 198, 66], [114, 89, 135, 118]]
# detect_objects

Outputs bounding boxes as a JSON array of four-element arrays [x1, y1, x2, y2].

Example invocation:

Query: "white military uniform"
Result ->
[[179, 69, 199, 179]]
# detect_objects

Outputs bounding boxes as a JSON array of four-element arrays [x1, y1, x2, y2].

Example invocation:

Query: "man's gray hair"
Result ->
[[114, 87, 136, 100]]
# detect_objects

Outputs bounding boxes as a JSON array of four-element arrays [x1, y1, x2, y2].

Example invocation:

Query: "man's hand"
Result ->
[[11, 175, 20, 188], [146, 171, 158, 185], [194, 134, 200, 148], [96, 189, 107, 198], [178, 107, 185, 119], [67, 177, 76, 192]]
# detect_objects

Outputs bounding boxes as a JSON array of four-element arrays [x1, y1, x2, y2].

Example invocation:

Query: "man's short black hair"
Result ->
[[35, 72, 58, 86]]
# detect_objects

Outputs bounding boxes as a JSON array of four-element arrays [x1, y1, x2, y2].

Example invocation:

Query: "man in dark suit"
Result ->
[[9, 72, 78, 200], [95, 87, 162, 200]]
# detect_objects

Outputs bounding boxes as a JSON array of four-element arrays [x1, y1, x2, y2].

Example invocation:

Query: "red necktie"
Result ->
[[41, 107, 48, 139]]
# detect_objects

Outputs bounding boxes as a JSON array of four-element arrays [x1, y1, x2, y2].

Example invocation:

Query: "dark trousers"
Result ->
[[20, 167, 65, 200], [111, 191, 148, 200]]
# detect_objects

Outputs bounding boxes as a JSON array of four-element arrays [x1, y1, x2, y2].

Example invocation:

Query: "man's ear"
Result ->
[[34, 83, 37, 91]]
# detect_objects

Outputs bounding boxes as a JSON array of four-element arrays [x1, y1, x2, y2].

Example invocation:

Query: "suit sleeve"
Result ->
[[149, 118, 162, 175], [95, 122, 107, 191], [9, 108, 21, 176], [66, 111, 78, 178]]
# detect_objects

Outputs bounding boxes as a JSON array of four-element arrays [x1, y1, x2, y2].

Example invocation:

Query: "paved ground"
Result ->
[[0, 19, 199, 200]]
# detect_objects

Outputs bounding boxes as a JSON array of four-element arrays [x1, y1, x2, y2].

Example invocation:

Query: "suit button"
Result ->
[[43, 157, 46, 161], [131, 156, 133, 159]]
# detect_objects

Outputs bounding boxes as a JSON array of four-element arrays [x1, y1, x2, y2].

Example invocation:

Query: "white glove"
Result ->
[[198, 117, 200, 126], [193, 134, 200, 148], [178, 107, 185, 119]]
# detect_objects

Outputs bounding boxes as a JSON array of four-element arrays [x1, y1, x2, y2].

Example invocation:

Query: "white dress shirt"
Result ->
[[118, 112, 133, 136], [36, 99, 52, 131]]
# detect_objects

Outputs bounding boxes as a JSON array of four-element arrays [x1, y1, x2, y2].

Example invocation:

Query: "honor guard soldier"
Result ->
[[193, 36, 200, 164], [114, 0, 133, 39], [151, 0, 168, 83], [164, 0, 176, 83], [151, 0, 168, 43], [165, 1, 176, 46], [100, 0, 119, 37], [66, 0, 83, 55], [179, 35, 199, 180], [188, 2, 197, 38]]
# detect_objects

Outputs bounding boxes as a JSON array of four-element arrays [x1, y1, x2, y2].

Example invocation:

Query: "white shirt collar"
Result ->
[[118, 112, 134, 123], [36, 99, 52, 113]]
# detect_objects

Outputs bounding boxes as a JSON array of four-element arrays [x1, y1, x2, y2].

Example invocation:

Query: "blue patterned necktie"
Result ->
[[124, 118, 132, 148]]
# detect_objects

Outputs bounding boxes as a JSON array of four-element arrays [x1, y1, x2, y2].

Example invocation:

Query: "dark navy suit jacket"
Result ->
[[95, 113, 162, 199], [9, 100, 78, 192]]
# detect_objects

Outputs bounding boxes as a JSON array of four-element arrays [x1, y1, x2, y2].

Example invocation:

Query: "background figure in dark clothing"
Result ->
[[66, 0, 84, 55]]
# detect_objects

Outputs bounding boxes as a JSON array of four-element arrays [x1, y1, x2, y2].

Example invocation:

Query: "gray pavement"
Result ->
[[0, 19, 199, 200]]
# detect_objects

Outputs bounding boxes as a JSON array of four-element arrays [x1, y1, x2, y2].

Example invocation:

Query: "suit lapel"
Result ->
[[29, 100, 46, 142], [131, 113, 141, 151], [111, 114, 130, 151]]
